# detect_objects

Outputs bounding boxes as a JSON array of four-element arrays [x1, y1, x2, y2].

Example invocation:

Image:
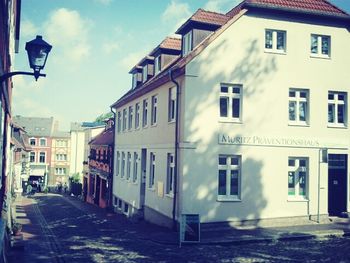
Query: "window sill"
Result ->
[[165, 193, 174, 199], [327, 124, 347, 129], [217, 197, 241, 202], [219, 119, 242, 124], [310, 54, 330, 60], [287, 197, 309, 202], [288, 122, 310, 127], [142, 125, 148, 129], [151, 123, 158, 128], [148, 187, 155, 192], [168, 120, 175, 124], [264, 49, 286, 55]]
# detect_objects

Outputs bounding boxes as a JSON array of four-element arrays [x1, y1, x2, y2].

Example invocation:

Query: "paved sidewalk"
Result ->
[[9, 193, 350, 252]]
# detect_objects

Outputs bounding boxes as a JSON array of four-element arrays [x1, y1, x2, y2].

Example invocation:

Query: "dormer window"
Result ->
[[183, 31, 193, 56], [132, 73, 138, 89], [142, 65, 148, 83], [154, 56, 161, 75]]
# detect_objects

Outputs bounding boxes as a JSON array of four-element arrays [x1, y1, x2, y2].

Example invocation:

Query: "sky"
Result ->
[[13, 0, 350, 131]]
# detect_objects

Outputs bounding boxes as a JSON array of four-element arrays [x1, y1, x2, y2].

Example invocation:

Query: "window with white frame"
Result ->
[[30, 152, 35, 163], [168, 87, 176, 122], [149, 152, 155, 188], [142, 65, 148, 82], [288, 157, 308, 198], [289, 89, 309, 125], [218, 155, 241, 200], [219, 84, 242, 122], [265, 29, 286, 53], [135, 103, 140, 129], [154, 55, 161, 75], [143, 99, 148, 127], [39, 152, 46, 163], [311, 34, 330, 57], [122, 109, 127, 131], [29, 138, 36, 146], [132, 73, 138, 89], [55, 167, 66, 175], [133, 152, 138, 183], [183, 30, 193, 56], [116, 152, 120, 176], [328, 91, 347, 126], [56, 154, 67, 161], [40, 138, 47, 146], [128, 106, 133, 130], [166, 153, 175, 195], [151, 95, 158, 125], [117, 111, 121, 133], [126, 152, 131, 180], [121, 152, 125, 178]]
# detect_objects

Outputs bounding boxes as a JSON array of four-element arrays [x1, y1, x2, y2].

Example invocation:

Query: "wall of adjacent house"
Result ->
[[181, 13, 350, 223]]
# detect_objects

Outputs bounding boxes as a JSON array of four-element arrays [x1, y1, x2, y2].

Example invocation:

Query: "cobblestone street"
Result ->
[[8, 194, 350, 263]]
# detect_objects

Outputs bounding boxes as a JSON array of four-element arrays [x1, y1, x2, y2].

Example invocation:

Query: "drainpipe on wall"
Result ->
[[110, 106, 117, 208], [169, 68, 180, 231]]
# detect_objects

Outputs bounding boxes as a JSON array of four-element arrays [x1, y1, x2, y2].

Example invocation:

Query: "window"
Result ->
[[154, 55, 161, 75], [126, 152, 131, 180], [328, 92, 347, 127], [168, 87, 176, 122], [183, 31, 193, 56], [29, 138, 36, 146], [143, 99, 148, 127], [289, 89, 309, 125], [132, 73, 138, 89], [133, 152, 138, 183], [219, 84, 242, 122], [124, 203, 129, 214], [149, 152, 155, 188], [265, 29, 286, 53], [116, 152, 120, 176], [288, 157, 308, 199], [142, 65, 148, 83], [121, 152, 125, 178], [39, 138, 47, 146], [218, 155, 241, 200], [117, 111, 121, 133], [128, 106, 133, 130], [30, 152, 35, 163], [311, 34, 330, 57], [166, 153, 175, 195], [122, 109, 127, 131], [135, 103, 140, 129], [151, 95, 158, 125], [39, 152, 46, 163], [56, 154, 67, 161], [55, 167, 66, 175]]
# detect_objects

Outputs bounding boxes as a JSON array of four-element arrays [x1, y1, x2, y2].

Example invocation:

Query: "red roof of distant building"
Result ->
[[159, 37, 182, 50], [90, 129, 113, 146], [227, 0, 349, 18]]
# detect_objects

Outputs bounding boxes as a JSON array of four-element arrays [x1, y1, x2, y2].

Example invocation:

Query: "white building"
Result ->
[[112, 0, 350, 228]]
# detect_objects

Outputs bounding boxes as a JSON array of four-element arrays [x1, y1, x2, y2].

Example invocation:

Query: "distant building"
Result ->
[[85, 119, 114, 208], [50, 131, 71, 186]]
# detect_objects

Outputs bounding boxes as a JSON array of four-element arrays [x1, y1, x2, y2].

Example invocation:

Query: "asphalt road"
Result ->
[[8, 194, 350, 263]]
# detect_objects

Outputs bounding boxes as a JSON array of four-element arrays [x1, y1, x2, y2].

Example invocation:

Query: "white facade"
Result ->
[[113, 6, 350, 227]]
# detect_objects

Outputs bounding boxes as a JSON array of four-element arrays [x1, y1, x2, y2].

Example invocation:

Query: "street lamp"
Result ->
[[0, 35, 52, 83]]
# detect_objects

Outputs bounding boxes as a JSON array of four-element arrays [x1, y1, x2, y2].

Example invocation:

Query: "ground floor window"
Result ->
[[288, 157, 308, 198], [218, 155, 241, 200]]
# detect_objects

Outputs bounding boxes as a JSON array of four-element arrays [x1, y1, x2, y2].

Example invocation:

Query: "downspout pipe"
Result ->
[[169, 68, 180, 231]]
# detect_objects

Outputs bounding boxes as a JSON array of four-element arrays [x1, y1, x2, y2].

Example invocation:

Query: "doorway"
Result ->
[[140, 149, 147, 207], [328, 154, 347, 216], [95, 176, 101, 205]]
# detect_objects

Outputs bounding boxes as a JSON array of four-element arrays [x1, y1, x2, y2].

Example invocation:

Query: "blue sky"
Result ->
[[13, 0, 350, 130]]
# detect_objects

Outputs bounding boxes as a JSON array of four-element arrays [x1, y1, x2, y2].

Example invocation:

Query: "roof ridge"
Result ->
[[198, 8, 230, 17]]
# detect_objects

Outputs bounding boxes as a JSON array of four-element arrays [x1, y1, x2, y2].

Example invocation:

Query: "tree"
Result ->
[[95, 112, 113, 123]]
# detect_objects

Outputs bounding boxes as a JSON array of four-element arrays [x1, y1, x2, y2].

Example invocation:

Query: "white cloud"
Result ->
[[162, 1, 191, 32], [44, 8, 92, 65], [21, 20, 39, 38], [204, 0, 240, 13], [102, 42, 119, 54], [121, 51, 147, 71]]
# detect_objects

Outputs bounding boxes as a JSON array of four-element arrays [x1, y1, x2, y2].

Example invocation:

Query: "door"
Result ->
[[95, 176, 101, 205], [140, 149, 147, 207], [328, 154, 347, 216]]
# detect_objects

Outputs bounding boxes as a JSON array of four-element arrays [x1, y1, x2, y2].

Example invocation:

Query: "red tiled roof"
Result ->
[[176, 9, 230, 34], [159, 37, 181, 50], [227, 0, 349, 17], [90, 129, 113, 146]]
